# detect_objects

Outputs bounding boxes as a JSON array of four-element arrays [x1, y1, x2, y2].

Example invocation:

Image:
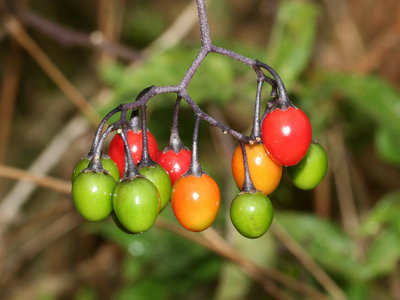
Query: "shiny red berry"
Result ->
[[261, 106, 312, 166], [157, 148, 192, 185], [108, 129, 159, 176]]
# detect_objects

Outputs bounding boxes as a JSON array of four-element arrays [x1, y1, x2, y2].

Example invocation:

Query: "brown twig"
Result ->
[[0, 117, 87, 232], [4, 16, 101, 126], [97, 0, 124, 64], [0, 38, 22, 166], [328, 125, 358, 235], [11, 8, 140, 61], [0, 164, 71, 194], [391, 262, 400, 300], [0, 210, 82, 284], [271, 221, 347, 300], [4, 243, 120, 300], [321, 0, 365, 69], [202, 228, 328, 300], [313, 137, 332, 219]]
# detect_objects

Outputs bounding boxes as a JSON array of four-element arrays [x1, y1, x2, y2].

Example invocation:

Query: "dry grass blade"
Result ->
[[202, 228, 329, 300], [0, 165, 71, 195], [0, 211, 82, 284], [271, 221, 348, 300], [0, 39, 22, 165], [4, 17, 101, 126], [0, 117, 87, 232], [328, 125, 358, 234]]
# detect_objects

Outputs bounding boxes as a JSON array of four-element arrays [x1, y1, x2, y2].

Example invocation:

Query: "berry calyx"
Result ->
[[72, 155, 120, 182]]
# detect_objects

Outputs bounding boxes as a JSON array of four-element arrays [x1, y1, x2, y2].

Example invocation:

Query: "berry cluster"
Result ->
[[71, 0, 328, 239]]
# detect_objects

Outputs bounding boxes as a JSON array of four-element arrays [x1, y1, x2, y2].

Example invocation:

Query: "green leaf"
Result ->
[[276, 212, 363, 281], [214, 231, 276, 300], [74, 286, 97, 300], [99, 62, 125, 87], [321, 73, 400, 135], [375, 127, 400, 166], [266, 1, 319, 91], [114, 279, 168, 300], [214, 262, 251, 300], [359, 190, 400, 237], [345, 282, 369, 300], [302, 72, 400, 163], [363, 228, 400, 279], [357, 191, 400, 279]]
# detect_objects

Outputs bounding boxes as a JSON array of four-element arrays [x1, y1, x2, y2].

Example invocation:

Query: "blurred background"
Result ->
[[0, 0, 400, 299]]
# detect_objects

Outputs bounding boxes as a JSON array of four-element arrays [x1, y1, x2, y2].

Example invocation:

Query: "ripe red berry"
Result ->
[[261, 106, 312, 166], [157, 148, 192, 185], [108, 129, 159, 176]]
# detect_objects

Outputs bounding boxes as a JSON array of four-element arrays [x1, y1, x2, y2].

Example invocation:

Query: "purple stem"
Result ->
[[240, 141, 257, 193], [249, 80, 263, 141], [139, 105, 156, 168], [169, 97, 184, 153], [187, 115, 204, 177], [120, 125, 139, 179]]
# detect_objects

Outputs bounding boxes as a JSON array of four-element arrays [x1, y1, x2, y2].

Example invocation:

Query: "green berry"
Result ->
[[112, 176, 160, 233], [230, 191, 274, 239], [287, 142, 328, 190], [72, 170, 116, 221], [139, 164, 172, 212]]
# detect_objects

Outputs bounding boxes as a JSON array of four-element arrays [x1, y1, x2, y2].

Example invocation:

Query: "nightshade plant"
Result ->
[[71, 0, 327, 237]]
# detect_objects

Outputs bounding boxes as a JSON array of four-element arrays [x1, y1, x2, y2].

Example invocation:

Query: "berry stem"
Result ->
[[195, 0, 211, 46], [129, 109, 141, 131], [255, 60, 291, 108], [240, 141, 257, 193], [187, 115, 204, 177], [88, 105, 122, 156], [180, 91, 250, 142], [169, 96, 184, 153], [261, 98, 278, 123], [139, 105, 156, 168], [120, 125, 139, 179], [88, 123, 117, 171], [249, 80, 263, 141]]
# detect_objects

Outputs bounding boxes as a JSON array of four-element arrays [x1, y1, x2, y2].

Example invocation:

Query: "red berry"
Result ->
[[109, 129, 159, 176], [261, 106, 312, 166], [157, 148, 192, 185]]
